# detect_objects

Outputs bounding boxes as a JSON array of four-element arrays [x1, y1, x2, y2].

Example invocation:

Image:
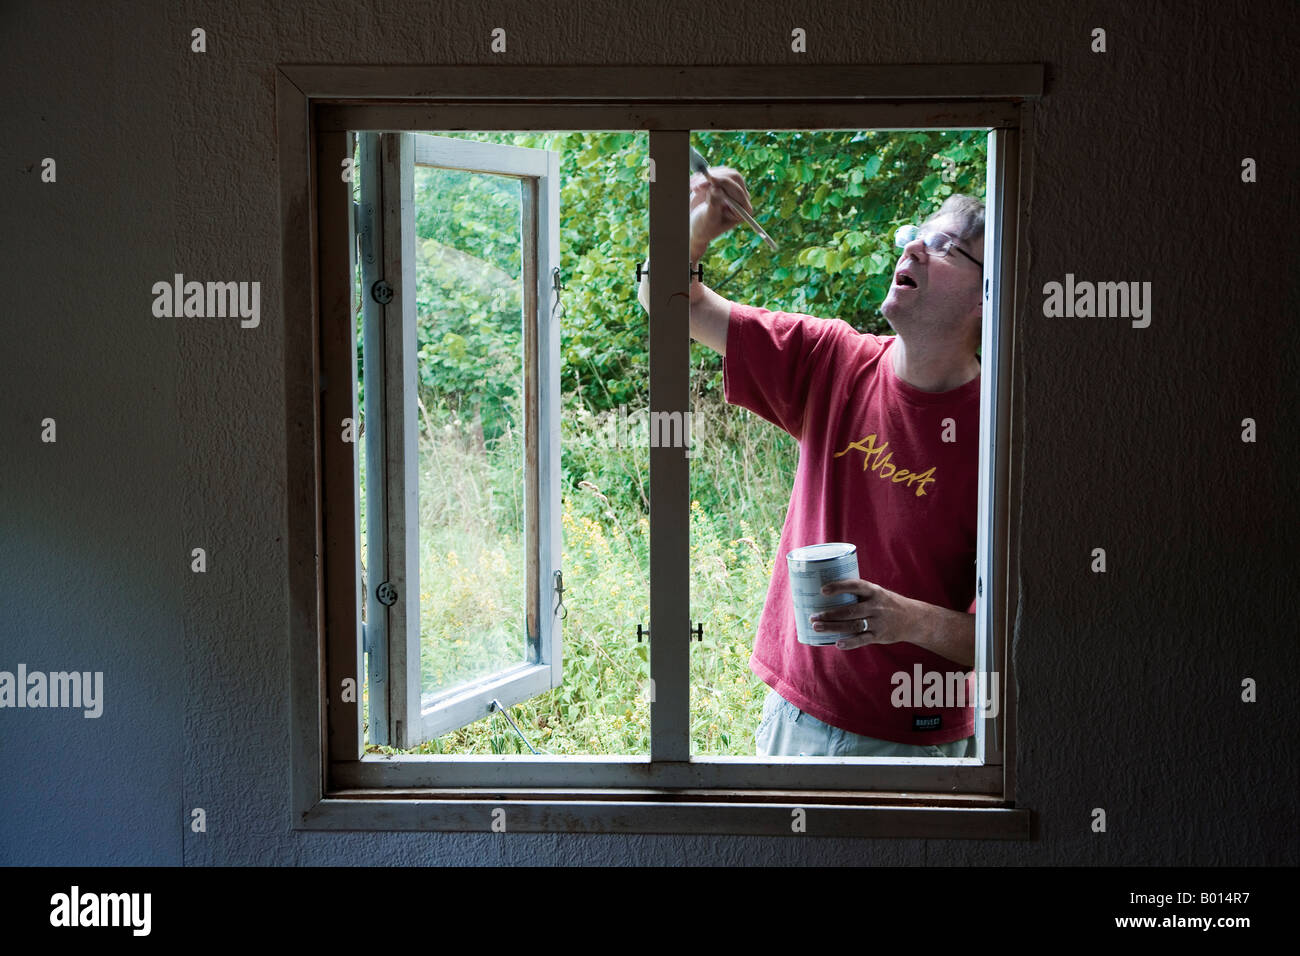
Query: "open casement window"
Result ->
[[288, 65, 1040, 837], [356, 131, 563, 747]]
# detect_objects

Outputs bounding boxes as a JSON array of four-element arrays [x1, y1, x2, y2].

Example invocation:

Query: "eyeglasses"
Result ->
[[894, 224, 983, 268]]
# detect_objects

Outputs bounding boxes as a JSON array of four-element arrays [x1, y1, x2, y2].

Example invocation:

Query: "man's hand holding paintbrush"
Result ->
[[689, 166, 760, 261], [637, 162, 762, 354], [689, 144, 778, 253]]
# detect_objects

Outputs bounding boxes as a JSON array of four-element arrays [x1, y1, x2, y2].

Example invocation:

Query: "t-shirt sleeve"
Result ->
[[722, 303, 863, 441]]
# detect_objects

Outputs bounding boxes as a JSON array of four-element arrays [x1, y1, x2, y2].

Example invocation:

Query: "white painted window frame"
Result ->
[[358, 131, 563, 747], [281, 65, 1038, 837]]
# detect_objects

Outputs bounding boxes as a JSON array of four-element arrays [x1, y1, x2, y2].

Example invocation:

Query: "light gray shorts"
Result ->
[[754, 688, 974, 757]]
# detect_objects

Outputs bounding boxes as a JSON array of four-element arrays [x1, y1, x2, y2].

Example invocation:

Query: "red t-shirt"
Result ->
[[723, 303, 980, 744]]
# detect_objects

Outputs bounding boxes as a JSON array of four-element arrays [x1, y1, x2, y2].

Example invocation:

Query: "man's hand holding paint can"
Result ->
[[786, 543, 862, 646]]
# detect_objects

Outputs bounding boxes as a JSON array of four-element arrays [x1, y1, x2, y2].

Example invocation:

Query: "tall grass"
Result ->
[[364, 388, 799, 756]]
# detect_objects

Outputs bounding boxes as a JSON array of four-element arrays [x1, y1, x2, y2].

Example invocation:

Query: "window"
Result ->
[[355, 131, 563, 747], [281, 65, 1039, 836]]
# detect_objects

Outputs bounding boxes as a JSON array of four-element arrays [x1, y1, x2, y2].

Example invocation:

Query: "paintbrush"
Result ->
[[689, 145, 779, 251]]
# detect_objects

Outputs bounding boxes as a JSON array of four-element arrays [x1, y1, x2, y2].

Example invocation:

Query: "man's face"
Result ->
[[880, 215, 983, 345]]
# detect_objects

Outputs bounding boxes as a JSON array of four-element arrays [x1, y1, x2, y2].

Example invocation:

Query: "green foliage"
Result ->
[[374, 127, 984, 419], [689, 129, 985, 394], [412, 166, 525, 442]]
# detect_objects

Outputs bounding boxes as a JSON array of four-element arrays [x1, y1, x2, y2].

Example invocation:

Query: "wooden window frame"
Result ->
[[357, 131, 563, 748], [280, 65, 1040, 838]]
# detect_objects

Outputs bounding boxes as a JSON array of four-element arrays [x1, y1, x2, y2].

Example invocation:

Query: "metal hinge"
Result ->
[[354, 200, 376, 266]]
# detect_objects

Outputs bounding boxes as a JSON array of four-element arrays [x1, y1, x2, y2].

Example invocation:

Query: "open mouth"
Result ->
[[895, 274, 917, 288]]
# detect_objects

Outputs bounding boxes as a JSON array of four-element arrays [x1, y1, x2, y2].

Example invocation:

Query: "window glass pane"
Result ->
[[413, 164, 527, 698]]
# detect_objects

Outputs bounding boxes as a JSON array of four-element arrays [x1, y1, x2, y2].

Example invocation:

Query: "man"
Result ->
[[638, 166, 984, 758]]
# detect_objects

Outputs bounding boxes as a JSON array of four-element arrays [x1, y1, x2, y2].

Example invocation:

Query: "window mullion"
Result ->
[[647, 131, 692, 762]]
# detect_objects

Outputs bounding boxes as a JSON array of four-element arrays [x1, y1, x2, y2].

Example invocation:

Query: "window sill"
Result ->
[[300, 790, 1032, 838]]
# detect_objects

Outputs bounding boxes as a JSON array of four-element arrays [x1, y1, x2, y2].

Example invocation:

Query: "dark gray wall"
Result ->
[[2, 0, 1296, 866]]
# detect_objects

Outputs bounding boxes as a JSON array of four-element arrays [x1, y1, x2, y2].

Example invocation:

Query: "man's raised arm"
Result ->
[[637, 258, 733, 356], [635, 167, 754, 357]]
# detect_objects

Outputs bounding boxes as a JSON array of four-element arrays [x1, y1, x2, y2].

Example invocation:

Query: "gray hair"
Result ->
[[923, 194, 985, 245]]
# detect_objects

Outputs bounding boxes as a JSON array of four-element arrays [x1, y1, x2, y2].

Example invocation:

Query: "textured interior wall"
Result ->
[[1, 0, 1295, 866]]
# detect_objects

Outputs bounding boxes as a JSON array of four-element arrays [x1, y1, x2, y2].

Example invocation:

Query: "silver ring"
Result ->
[[860, 618, 869, 634]]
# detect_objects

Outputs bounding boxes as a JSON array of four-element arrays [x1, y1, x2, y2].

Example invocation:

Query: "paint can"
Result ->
[[786, 543, 860, 646]]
